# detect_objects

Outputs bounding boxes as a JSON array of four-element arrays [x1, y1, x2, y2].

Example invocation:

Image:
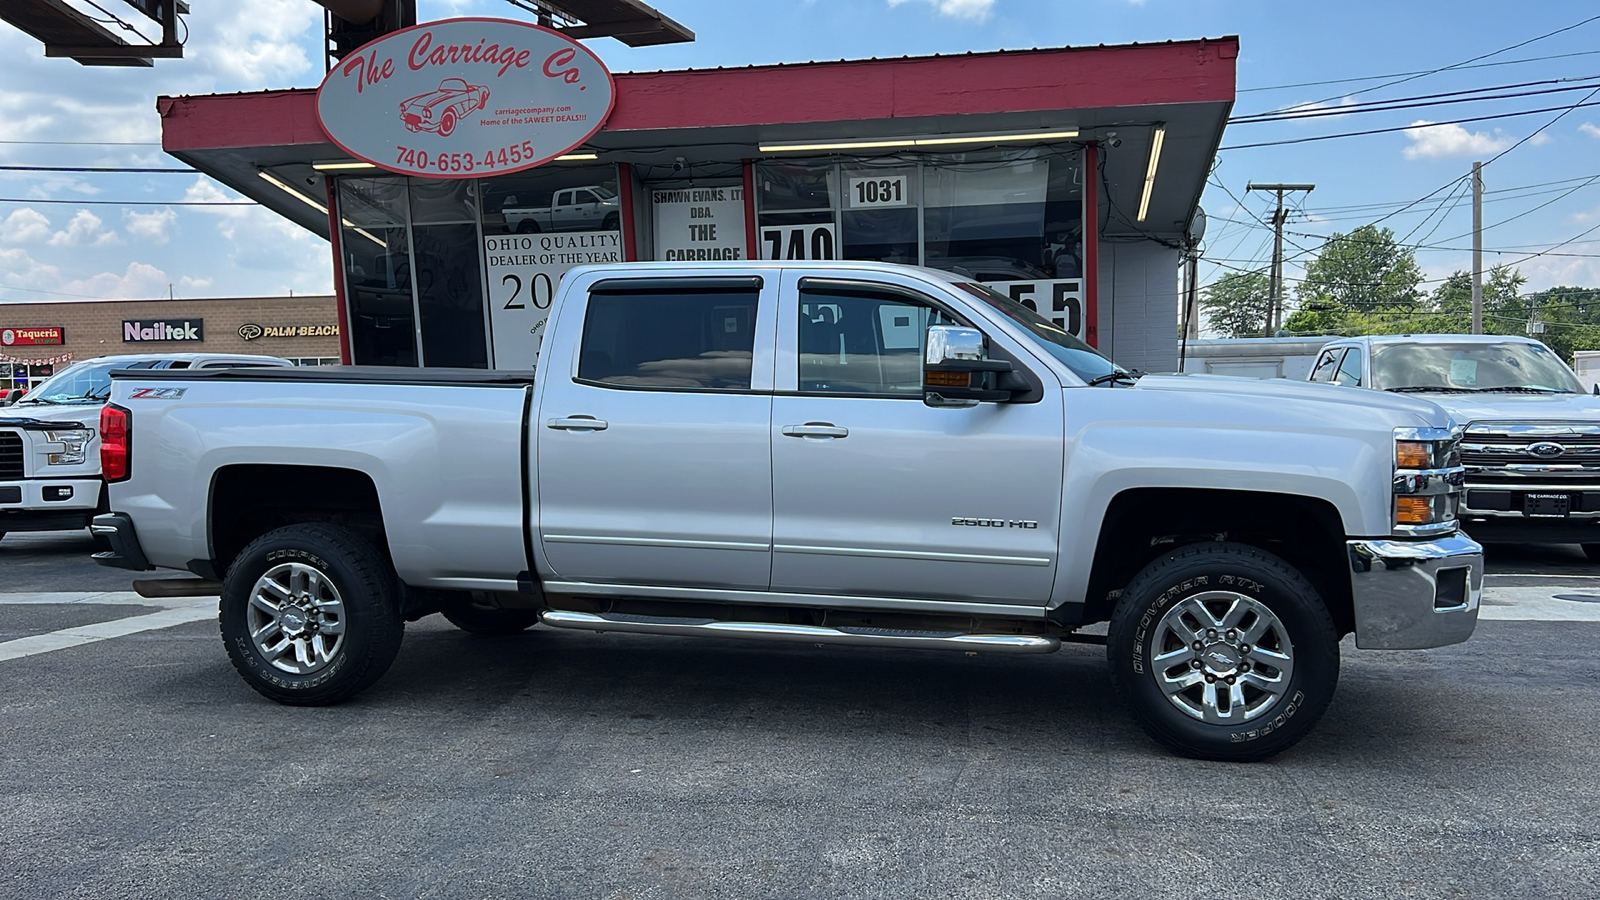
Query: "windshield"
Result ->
[[1370, 341, 1583, 393], [15, 359, 161, 406], [954, 282, 1125, 383]]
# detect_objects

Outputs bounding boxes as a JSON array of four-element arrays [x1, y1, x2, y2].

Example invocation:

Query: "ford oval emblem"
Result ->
[[1528, 441, 1567, 458]]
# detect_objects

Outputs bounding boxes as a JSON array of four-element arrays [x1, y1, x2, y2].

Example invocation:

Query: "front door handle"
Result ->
[[547, 416, 608, 432], [781, 422, 849, 439]]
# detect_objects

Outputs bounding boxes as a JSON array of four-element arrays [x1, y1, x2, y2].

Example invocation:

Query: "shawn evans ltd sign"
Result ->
[[315, 18, 615, 179]]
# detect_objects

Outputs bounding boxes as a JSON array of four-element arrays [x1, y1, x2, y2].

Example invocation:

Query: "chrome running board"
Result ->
[[538, 609, 1060, 654]]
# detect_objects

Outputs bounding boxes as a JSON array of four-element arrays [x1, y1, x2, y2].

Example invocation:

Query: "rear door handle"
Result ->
[[547, 416, 608, 432], [781, 422, 849, 439]]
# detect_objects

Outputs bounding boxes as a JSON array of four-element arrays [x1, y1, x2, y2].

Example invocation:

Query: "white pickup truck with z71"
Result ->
[[96, 262, 1482, 761]]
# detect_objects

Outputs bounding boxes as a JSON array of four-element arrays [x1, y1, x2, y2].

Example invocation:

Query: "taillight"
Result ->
[[101, 404, 130, 482]]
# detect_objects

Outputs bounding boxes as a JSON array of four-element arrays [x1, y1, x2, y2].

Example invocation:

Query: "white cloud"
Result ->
[[62, 261, 170, 300], [198, 0, 320, 83], [887, 0, 996, 21], [0, 247, 62, 286], [123, 208, 178, 245], [1528, 132, 1552, 147], [1, 209, 52, 244], [1402, 121, 1514, 160], [1581, 122, 1600, 140], [1279, 96, 1358, 120], [45, 210, 121, 247], [184, 177, 252, 220]]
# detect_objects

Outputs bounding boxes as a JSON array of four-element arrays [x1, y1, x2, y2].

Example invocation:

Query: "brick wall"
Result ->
[[0, 295, 340, 365]]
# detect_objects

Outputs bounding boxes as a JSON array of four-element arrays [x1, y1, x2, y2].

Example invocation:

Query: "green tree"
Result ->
[[1200, 271, 1273, 337], [1284, 225, 1424, 334]]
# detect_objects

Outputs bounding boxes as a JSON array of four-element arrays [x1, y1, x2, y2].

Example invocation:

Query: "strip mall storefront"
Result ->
[[0, 295, 340, 394], [159, 27, 1235, 371]]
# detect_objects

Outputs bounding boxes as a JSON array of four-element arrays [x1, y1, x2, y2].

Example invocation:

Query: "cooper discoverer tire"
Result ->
[[441, 603, 541, 635], [1107, 541, 1339, 762], [220, 524, 404, 706]]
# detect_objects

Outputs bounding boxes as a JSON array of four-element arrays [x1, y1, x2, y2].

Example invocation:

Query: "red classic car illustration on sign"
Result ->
[[400, 78, 489, 137]]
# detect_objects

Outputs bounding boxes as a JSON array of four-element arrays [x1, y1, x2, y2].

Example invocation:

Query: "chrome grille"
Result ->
[[1461, 425, 1600, 483], [0, 431, 22, 479]]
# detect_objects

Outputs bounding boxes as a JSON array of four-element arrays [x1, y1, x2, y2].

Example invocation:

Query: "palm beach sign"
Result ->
[[316, 17, 615, 179]]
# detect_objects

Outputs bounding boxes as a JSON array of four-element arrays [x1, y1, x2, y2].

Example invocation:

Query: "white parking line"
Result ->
[[1479, 586, 1600, 622], [0, 592, 217, 663]]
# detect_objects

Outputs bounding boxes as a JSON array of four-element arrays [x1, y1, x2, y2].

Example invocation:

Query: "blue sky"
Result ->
[[3, 0, 1600, 304]]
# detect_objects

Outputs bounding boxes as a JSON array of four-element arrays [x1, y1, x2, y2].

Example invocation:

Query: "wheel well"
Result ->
[[1083, 488, 1355, 636], [209, 465, 385, 576]]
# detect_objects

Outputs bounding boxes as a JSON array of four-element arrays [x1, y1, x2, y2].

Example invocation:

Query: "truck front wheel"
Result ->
[[219, 524, 404, 706], [1107, 542, 1339, 762]]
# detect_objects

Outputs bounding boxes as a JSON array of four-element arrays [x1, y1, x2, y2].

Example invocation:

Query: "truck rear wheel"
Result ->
[[220, 524, 403, 706], [441, 602, 541, 635], [1106, 542, 1339, 762]]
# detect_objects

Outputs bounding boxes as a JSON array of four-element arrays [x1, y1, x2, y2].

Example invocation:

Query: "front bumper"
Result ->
[[1348, 534, 1482, 650], [0, 477, 103, 531]]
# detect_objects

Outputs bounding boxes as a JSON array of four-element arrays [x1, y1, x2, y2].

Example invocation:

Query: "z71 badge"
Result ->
[[128, 388, 187, 400]]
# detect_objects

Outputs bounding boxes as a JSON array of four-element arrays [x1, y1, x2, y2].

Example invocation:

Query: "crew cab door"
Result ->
[[535, 273, 777, 590], [768, 271, 1065, 607]]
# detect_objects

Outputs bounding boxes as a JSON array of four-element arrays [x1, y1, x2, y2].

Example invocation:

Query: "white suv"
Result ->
[[0, 353, 293, 544]]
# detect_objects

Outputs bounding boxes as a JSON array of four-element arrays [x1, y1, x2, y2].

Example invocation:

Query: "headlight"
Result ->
[[43, 428, 93, 466], [1392, 426, 1465, 535]]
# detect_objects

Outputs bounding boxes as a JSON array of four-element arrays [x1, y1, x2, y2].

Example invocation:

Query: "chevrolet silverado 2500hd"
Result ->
[[1309, 334, 1600, 557], [94, 262, 1481, 761]]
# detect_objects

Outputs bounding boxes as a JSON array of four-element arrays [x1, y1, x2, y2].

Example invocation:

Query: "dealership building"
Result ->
[[150, 10, 1233, 371], [1, 295, 341, 393]]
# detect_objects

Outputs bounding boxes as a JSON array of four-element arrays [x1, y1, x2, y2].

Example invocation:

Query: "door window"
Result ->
[[577, 287, 760, 390], [1334, 349, 1363, 386], [797, 289, 957, 395], [1309, 348, 1345, 383]]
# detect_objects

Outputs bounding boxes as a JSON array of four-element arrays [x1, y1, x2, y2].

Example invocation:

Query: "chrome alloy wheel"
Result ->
[[1148, 590, 1295, 724], [246, 562, 347, 675]]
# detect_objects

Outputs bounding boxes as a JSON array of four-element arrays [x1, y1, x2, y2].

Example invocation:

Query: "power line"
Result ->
[[0, 140, 161, 146], [1260, 14, 1600, 115], [0, 197, 253, 206], [0, 165, 196, 174], [1230, 76, 1600, 125], [1237, 49, 1600, 94], [1218, 99, 1600, 150]]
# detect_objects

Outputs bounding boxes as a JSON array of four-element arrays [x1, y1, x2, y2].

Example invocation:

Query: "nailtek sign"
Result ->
[[316, 18, 615, 179], [123, 319, 204, 343]]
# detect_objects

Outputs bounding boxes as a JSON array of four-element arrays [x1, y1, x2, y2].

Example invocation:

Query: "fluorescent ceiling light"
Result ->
[[759, 130, 1078, 153], [312, 160, 378, 171], [1137, 124, 1166, 223], [556, 152, 598, 161], [259, 171, 328, 215]]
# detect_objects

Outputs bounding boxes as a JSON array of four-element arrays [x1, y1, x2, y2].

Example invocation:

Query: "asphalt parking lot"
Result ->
[[3, 530, 1600, 899]]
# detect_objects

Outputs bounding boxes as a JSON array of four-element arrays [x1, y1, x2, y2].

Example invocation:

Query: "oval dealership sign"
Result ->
[[315, 18, 614, 179]]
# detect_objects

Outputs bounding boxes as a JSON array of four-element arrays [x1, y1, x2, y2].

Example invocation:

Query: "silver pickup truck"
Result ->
[[94, 261, 1482, 761]]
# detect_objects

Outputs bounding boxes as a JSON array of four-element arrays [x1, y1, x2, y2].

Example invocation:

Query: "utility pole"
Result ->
[[1247, 183, 1315, 335], [1471, 161, 1484, 334]]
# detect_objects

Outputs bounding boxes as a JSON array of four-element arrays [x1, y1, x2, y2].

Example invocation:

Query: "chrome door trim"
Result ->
[[774, 543, 1051, 566], [543, 534, 771, 552], [541, 581, 1049, 620]]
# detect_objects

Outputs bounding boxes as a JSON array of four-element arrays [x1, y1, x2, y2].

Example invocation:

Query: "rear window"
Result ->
[[577, 287, 760, 390]]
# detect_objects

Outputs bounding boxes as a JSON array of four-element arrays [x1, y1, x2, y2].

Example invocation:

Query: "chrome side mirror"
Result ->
[[924, 325, 1014, 408]]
